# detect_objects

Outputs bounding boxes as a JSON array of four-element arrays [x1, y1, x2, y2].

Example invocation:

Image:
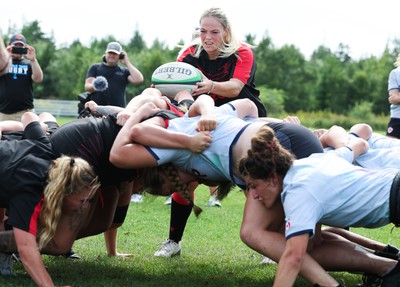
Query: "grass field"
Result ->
[[1, 185, 399, 287]]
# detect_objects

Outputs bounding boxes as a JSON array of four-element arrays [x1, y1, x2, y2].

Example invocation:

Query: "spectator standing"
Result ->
[[84, 41, 144, 108], [0, 33, 43, 121], [387, 53, 400, 138]]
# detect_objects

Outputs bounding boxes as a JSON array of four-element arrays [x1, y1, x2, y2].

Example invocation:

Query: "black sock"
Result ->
[[374, 250, 399, 261], [382, 244, 400, 256], [169, 198, 192, 243]]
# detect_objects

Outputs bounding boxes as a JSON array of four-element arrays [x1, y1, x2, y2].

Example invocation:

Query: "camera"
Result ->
[[119, 53, 125, 60], [12, 46, 28, 55]]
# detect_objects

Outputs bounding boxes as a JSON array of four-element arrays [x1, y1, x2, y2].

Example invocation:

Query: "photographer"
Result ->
[[84, 41, 144, 108], [0, 33, 43, 121]]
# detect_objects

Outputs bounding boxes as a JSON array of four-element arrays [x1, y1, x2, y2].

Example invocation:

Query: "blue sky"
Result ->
[[2, 0, 400, 59]]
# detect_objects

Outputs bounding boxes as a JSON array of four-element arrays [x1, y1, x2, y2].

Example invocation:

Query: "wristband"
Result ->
[[349, 132, 359, 138], [207, 81, 215, 94]]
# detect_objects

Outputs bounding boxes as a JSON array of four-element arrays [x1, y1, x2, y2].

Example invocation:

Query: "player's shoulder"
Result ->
[[238, 43, 254, 53]]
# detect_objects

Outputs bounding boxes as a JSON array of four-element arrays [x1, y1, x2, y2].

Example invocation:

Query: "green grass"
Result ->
[[56, 117, 75, 125], [1, 186, 399, 286]]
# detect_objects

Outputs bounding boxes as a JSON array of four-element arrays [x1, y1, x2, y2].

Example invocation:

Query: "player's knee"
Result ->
[[21, 112, 39, 127]]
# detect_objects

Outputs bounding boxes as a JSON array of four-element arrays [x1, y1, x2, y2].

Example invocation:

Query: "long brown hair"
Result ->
[[142, 164, 204, 216], [238, 126, 294, 181]]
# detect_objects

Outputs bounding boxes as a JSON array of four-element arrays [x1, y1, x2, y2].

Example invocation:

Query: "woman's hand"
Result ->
[[282, 116, 301, 125], [116, 110, 134, 126], [84, 100, 98, 112], [196, 114, 217, 131], [188, 131, 212, 153]]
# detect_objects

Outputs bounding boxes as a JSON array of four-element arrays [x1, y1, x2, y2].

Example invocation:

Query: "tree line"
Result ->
[[3, 20, 400, 117]]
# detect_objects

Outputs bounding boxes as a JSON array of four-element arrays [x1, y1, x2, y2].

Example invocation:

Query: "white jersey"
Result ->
[[282, 147, 396, 239], [388, 67, 400, 118], [146, 103, 250, 184]]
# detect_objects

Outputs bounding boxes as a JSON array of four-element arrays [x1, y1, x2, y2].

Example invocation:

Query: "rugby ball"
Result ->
[[151, 62, 202, 98]]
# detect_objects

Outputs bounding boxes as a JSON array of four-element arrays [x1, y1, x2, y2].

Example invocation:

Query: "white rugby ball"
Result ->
[[151, 62, 202, 98]]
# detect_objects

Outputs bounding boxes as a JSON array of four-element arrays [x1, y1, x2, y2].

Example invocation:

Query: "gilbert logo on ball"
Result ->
[[151, 62, 202, 98]]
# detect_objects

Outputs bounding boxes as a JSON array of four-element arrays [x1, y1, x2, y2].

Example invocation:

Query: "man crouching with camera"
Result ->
[[0, 33, 43, 121]]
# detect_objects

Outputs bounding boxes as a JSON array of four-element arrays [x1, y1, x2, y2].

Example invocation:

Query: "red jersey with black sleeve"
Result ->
[[0, 121, 55, 236], [177, 44, 267, 117]]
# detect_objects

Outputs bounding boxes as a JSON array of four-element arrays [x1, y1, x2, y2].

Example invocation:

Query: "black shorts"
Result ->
[[44, 121, 59, 136], [1, 121, 59, 141], [266, 122, 324, 159], [387, 118, 400, 139]]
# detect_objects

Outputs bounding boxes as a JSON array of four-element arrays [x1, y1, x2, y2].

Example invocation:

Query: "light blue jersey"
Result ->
[[367, 132, 400, 149], [388, 67, 400, 118], [146, 103, 250, 184], [355, 147, 400, 170], [282, 147, 397, 239]]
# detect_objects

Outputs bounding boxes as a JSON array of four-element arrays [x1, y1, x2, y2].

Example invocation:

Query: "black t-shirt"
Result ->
[[86, 63, 130, 107], [50, 115, 137, 185], [0, 121, 55, 235], [0, 58, 34, 113]]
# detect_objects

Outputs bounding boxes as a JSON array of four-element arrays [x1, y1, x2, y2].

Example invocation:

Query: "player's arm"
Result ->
[[274, 232, 340, 287], [130, 119, 212, 153], [188, 95, 259, 131], [188, 94, 217, 131], [110, 103, 161, 169], [388, 88, 400, 105], [117, 88, 169, 126], [388, 69, 400, 105], [227, 98, 258, 119], [320, 125, 369, 157], [0, 29, 10, 77], [14, 228, 55, 287], [0, 120, 23, 138], [274, 233, 309, 286]]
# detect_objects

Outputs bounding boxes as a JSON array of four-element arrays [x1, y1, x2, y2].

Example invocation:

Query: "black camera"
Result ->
[[12, 46, 28, 55]]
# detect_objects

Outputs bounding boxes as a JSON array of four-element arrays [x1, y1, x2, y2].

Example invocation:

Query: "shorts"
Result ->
[[0, 109, 35, 121], [44, 121, 59, 136], [266, 122, 324, 159], [386, 118, 400, 139]]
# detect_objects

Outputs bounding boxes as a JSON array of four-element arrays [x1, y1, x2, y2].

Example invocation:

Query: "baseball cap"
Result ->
[[9, 34, 26, 45], [105, 42, 122, 54]]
